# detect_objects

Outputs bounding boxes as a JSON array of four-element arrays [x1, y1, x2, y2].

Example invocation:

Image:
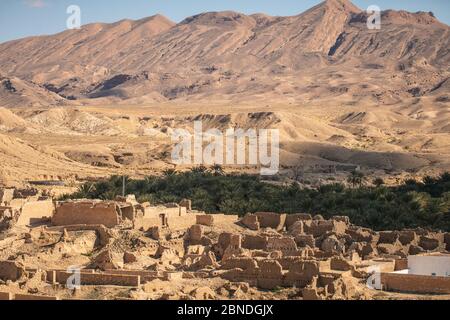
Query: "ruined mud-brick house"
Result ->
[[225, 211, 450, 296], [52, 201, 123, 228], [1, 186, 198, 232], [52, 196, 196, 230], [0, 187, 55, 228]]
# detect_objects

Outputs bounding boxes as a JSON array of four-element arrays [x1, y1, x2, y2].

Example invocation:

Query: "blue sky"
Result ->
[[1, 0, 449, 43]]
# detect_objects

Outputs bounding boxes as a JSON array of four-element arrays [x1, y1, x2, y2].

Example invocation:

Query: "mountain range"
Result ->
[[0, 0, 449, 107], [0, 0, 449, 185]]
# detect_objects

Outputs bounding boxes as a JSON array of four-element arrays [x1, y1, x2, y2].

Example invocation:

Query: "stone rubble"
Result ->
[[0, 188, 449, 300]]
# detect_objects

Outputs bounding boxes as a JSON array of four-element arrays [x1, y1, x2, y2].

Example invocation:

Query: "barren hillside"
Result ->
[[0, 0, 449, 184]]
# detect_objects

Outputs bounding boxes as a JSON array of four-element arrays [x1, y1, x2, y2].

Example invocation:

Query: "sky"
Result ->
[[1, 0, 449, 43]]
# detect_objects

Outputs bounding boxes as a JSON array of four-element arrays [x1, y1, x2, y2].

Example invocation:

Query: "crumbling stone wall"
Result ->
[[242, 234, 268, 250], [304, 220, 347, 237], [255, 212, 286, 231], [321, 235, 345, 254], [330, 256, 353, 271], [196, 215, 214, 226], [15, 294, 58, 300], [220, 256, 326, 290], [133, 216, 160, 231], [257, 260, 283, 289], [398, 231, 418, 245], [378, 231, 400, 244], [0, 292, 13, 300], [118, 203, 135, 221], [0, 189, 14, 206], [13, 188, 39, 199], [285, 213, 312, 229], [16, 200, 55, 226], [218, 233, 241, 250], [276, 256, 306, 270], [331, 216, 350, 224], [52, 201, 120, 228], [395, 258, 408, 271], [267, 237, 298, 255], [345, 227, 376, 243], [445, 233, 450, 251], [295, 234, 315, 248], [211, 214, 239, 224], [188, 224, 204, 244], [135, 215, 200, 231], [241, 214, 259, 230], [134, 207, 198, 231], [46, 224, 112, 247], [284, 260, 320, 287], [143, 205, 186, 218], [381, 273, 450, 294], [221, 257, 258, 271], [54, 271, 141, 287], [0, 206, 18, 230], [418, 233, 445, 251], [179, 199, 192, 211]]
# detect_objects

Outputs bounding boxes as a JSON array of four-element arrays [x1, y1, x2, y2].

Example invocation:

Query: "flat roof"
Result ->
[[411, 252, 450, 257]]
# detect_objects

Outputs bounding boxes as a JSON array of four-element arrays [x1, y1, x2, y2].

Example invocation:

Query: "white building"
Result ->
[[408, 254, 450, 277]]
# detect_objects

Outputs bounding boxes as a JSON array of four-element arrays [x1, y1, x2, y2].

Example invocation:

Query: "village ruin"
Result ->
[[1, 187, 449, 300]]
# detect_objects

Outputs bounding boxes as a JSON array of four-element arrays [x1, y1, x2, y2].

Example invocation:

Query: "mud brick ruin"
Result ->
[[0, 187, 449, 300]]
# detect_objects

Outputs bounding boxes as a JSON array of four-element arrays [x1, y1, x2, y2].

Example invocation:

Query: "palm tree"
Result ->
[[290, 165, 304, 182], [211, 164, 224, 176], [163, 168, 177, 177], [347, 170, 365, 188], [77, 183, 95, 198], [191, 165, 208, 174], [440, 172, 450, 182], [423, 175, 436, 185]]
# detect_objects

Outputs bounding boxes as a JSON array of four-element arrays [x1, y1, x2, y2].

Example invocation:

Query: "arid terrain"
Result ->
[[0, 0, 449, 186], [0, 0, 449, 302]]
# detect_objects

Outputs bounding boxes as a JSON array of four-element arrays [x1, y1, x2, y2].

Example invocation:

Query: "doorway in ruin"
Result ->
[[159, 213, 167, 227]]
